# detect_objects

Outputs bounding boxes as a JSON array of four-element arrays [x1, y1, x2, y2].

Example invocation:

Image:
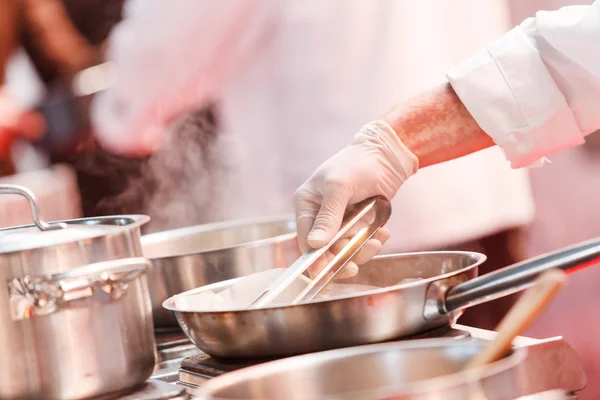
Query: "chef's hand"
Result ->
[[0, 90, 45, 158], [294, 120, 419, 278]]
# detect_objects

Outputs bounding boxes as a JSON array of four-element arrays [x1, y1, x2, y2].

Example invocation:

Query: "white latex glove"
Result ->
[[293, 120, 419, 278]]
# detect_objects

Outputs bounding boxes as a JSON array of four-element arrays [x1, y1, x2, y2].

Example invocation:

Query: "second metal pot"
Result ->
[[141, 216, 300, 327]]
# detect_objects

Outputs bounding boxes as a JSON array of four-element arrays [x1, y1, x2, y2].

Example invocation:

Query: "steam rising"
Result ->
[[73, 105, 230, 233]]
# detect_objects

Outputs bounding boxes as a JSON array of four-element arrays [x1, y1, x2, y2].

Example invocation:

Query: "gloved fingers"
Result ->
[[307, 251, 332, 279], [320, 200, 381, 253], [373, 225, 391, 247], [332, 216, 369, 244], [327, 236, 384, 268], [327, 221, 389, 264], [306, 231, 388, 280], [293, 188, 321, 254], [305, 220, 389, 280], [352, 237, 384, 266], [306, 183, 353, 249], [333, 261, 359, 279], [306, 251, 359, 280]]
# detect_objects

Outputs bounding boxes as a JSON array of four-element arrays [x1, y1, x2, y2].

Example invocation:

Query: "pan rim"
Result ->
[[200, 338, 527, 399], [141, 215, 298, 260], [162, 250, 487, 313]]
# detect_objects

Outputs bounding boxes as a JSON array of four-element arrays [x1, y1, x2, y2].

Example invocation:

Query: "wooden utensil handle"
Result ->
[[464, 268, 566, 370]]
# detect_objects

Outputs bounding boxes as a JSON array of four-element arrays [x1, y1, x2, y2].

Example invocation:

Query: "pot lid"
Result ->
[[0, 184, 147, 253], [0, 223, 125, 253]]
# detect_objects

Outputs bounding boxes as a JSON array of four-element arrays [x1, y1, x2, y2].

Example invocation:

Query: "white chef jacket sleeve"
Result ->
[[447, 1, 600, 168], [91, 0, 276, 154]]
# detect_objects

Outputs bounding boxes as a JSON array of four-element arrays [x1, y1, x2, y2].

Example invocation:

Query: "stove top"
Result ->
[[103, 331, 199, 400], [114, 380, 188, 400], [152, 331, 201, 384]]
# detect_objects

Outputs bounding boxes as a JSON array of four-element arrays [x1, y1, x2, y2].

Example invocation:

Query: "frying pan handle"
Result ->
[[443, 237, 600, 313]]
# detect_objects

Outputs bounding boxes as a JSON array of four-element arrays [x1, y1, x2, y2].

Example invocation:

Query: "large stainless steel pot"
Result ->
[[2, 257, 156, 400], [165, 236, 600, 358], [0, 184, 155, 399], [141, 216, 300, 327], [200, 340, 534, 399]]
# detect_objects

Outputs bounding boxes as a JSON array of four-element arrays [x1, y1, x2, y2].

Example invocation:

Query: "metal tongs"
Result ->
[[247, 196, 392, 309]]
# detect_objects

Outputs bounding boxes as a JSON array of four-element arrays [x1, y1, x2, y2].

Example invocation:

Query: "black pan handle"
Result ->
[[443, 237, 600, 313]]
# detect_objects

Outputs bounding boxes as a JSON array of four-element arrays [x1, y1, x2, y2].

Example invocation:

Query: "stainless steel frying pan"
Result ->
[[200, 340, 528, 400], [163, 236, 600, 358], [200, 339, 581, 400]]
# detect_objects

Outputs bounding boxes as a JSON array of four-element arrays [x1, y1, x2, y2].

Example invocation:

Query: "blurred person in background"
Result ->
[[0, 0, 48, 176], [0, 0, 114, 176], [0, 0, 223, 228], [90, 0, 534, 329]]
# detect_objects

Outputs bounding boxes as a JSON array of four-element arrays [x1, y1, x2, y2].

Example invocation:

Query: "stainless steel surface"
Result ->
[[198, 336, 586, 400], [142, 216, 300, 327], [115, 380, 189, 400], [249, 197, 391, 309], [0, 183, 148, 264], [0, 215, 149, 269], [443, 236, 600, 313], [153, 333, 201, 384], [7, 257, 150, 320], [517, 391, 571, 400], [200, 340, 525, 400], [0, 256, 156, 399], [508, 337, 587, 399], [164, 251, 485, 358]]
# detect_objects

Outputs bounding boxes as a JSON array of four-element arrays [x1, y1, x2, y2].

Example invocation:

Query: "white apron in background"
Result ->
[[93, 0, 535, 251]]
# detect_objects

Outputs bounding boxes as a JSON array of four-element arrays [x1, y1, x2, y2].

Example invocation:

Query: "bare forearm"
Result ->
[[381, 83, 494, 168]]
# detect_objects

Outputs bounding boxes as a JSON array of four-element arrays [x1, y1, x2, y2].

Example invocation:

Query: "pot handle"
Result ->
[[8, 257, 152, 320], [442, 237, 600, 313], [0, 184, 67, 231]]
